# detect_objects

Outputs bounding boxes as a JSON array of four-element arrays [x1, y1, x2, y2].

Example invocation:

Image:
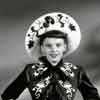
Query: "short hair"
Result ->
[[39, 30, 68, 46]]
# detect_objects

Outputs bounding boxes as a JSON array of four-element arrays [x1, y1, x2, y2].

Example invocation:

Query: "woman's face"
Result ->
[[41, 37, 67, 66]]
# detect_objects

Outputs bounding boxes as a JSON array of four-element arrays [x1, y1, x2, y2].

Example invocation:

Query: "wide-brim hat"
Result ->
[[25, 12, 81, 60]]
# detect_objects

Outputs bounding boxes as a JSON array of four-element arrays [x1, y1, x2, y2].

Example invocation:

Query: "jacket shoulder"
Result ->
[[25, 61, 46, 69], [60, 62, 82, 78], [25, 61, 48, 77], [63, 62, 79, 70]]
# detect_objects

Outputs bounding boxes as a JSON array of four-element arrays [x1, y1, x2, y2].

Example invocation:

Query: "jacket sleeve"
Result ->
[[1, 64, 30, 100], [78, 66, 100, 100]]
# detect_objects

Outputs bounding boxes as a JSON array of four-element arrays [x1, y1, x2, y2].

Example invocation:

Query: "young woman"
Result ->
[[1, 12, 100, 100]]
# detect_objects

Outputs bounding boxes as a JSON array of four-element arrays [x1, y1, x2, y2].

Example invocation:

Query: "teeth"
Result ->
[[50, 54, 57, 58]]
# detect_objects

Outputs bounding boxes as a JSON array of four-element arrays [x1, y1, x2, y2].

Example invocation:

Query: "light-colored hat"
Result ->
[[25, 12, 81, 60]]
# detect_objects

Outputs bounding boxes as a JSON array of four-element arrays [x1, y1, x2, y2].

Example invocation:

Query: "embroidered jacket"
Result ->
[[1, 57, 100, 100]]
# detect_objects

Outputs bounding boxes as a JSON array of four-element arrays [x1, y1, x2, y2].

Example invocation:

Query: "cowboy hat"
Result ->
[[25, 12, 81, 60]]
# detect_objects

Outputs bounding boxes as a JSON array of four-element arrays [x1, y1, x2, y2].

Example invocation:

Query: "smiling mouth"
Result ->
[[49, 54, 58, 58]]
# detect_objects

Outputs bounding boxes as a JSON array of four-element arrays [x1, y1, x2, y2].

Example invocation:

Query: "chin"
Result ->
[[50, 60, 59, 66], [47, 56, 61, 66], [51, 62, 58, 66]]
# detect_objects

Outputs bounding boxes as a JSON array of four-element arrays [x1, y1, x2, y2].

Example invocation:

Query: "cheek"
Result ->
[[61, 45, 66, 51], [59, 46, 67, 54]]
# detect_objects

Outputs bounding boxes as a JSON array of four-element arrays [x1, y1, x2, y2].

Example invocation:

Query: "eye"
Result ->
[[56, 43, 62, 47], [45, 44, 52, 48]]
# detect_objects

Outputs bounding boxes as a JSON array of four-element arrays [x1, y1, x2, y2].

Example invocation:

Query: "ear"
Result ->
[[40, 45, 45, 55], [64, 43, 68, 53]]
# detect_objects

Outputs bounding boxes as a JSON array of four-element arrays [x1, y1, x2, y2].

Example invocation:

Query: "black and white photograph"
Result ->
[[0, 0, 100, 100]]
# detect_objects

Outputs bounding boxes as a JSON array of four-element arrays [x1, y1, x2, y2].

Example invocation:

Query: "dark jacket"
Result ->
[[1, 57, 100, 100]]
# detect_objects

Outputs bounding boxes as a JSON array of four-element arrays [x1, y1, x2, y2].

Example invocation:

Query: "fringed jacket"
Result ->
[[1, 57, 100, 100]]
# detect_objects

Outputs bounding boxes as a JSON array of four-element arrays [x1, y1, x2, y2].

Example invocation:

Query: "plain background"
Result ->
[[0, 0, 100, 99]]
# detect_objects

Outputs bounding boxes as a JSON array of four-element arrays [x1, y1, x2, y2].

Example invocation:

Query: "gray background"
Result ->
[[0, 0, 100, 99]]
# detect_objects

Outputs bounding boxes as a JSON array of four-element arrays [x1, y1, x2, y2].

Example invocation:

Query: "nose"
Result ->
[[51, 45, 57, 52]]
